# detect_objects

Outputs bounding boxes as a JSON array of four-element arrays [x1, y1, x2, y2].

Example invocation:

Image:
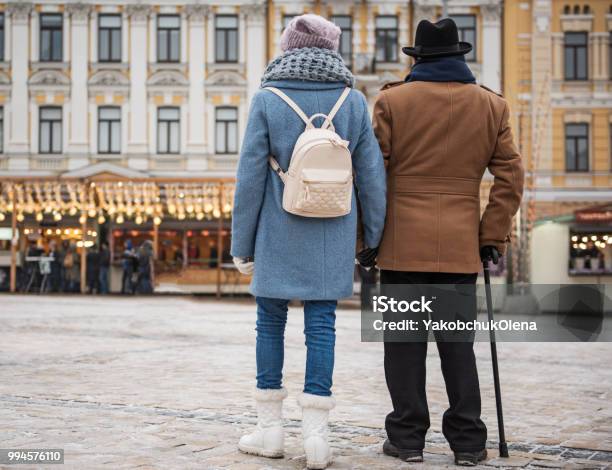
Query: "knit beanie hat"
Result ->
[[280, 14, 341, 52]]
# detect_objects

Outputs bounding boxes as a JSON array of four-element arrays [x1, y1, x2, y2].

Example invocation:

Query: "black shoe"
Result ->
[[454, 449, 487, 466], [383, 439, 424, 463]]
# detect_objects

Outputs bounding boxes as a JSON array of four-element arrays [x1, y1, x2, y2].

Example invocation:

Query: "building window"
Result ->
[[565, 123, 589, 172], [283, 15, 296, 30], [0, 14, 5, 62], [215, 107, 238, 154], [157, 107, 180, 154], [332, 15, 352, 68], [157, 15, 180, 63], [564, 32, 588, 80], [0, 107, 3, 154], [98, 107, 121, 154], [375, 16, 398, 63], [39, 107, 62, 154], [450, 15, 476, 62], [215, 15, 238, 63], [40, 14, 63, 62], [98, 14, 121, 62]]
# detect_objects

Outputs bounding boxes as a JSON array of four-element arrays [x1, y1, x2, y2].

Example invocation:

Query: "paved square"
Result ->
[[0, 296, 610, 469]]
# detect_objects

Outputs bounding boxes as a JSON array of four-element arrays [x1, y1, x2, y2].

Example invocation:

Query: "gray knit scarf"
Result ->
[[261, 47, 355, 87]]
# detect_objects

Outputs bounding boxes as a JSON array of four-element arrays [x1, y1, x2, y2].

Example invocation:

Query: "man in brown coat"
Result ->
[[369, 19, 524, 466]]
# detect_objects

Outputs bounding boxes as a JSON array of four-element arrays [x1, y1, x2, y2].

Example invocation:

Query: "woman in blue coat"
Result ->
[[231, 14, 386, 469]]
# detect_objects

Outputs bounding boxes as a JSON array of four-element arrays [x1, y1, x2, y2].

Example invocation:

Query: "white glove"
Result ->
[[233, 256, 254, 275]]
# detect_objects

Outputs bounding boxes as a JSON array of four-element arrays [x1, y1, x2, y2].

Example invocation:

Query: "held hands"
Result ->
[[233, 256, 254, 275], [480, 246, 500, 265], [356, 247, 379, 269]]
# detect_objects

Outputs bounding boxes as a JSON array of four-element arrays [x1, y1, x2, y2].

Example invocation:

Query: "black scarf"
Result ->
[[405, 55, 476, 84]]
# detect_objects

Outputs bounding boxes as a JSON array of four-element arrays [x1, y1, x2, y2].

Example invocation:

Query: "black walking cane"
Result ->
[[483, 258, 509, 458]]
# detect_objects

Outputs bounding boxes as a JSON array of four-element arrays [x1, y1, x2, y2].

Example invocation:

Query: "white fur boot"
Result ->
[[238, 388, 288, 458], [298, 393, 336, 469]]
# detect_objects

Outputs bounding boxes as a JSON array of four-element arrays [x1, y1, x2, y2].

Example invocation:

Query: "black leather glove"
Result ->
[[357, 247, 378, 268], [480, 246, 500, 265]]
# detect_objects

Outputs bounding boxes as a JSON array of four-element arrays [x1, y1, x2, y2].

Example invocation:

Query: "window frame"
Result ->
[[282, 15, 296, 31], [157, 107, 180, 154], [39, 13, 63, 62], [375, 15, 399, 63], [156, 14, 181, 63], [0, 107, 4, 154], [215, 106, 238, 155], [214, 14, 239, 64], [97, 106, 121, 154], [39, 106, 63, 154], [564, 31, 588, 81], [0, 14, 5, 62], [450, 14, 477, 63], [98, 14, 122, 63], [331, 15, 352, 68], [565, 123, 589, 172]]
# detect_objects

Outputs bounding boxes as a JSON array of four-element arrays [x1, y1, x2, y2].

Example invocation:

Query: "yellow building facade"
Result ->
[[504, 0, 612, 218], [505, 0, 612, 281]]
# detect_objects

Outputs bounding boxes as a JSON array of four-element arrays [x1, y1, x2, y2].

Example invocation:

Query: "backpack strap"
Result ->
[[263, 87, 300, 184], [322, 87, 351, 130], [268, 155, 287, 184], [263, 86, 351, 184], [264, 87, 310, 127]]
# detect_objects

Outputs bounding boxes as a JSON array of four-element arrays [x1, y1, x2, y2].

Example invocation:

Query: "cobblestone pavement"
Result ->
[[0, 295, 610, 470]]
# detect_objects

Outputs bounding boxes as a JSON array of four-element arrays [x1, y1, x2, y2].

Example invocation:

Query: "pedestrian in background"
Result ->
[[48, 240, 62, 293], [121, 240, 136, 294], [98, 243, 110, 294], [86, 247, 100, 294], [371, 18, 524, 466], [136, 240, 154, 294], [63, 243, 80, 293], [231, 13, 386, 469]]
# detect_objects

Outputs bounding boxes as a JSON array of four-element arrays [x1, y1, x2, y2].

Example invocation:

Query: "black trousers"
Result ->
[[381, 270, 487, 453]]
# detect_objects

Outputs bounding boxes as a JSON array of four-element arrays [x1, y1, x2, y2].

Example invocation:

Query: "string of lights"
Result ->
[[0, 181, 235, 226]]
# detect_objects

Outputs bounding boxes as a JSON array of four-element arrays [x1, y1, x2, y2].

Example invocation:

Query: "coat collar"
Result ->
[[260, 80, 348, 91], [405, 56, 476, 84]]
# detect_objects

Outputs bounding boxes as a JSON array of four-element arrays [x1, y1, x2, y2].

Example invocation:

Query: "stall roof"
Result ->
[[535, 204, 612, 227]]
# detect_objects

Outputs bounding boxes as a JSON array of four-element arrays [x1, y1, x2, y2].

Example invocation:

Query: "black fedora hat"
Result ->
[[402, 18, 472, 58]]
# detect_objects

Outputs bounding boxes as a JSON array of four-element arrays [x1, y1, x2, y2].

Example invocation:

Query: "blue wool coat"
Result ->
[[231, 80, 386, 300]]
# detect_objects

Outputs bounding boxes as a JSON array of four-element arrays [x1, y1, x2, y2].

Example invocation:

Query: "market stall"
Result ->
[[531, 204, 612, 283], [0, 178, 243, 295]]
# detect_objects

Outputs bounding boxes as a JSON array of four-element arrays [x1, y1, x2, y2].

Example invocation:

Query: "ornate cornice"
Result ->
[[184, 4, 211, 22], [481, 2, 502, 23], [66, 3, 92, 23], [6, 2, 34, 23], [205, 70, 247, 88], [147, 70, 189, 87], [125, 4, 153, 23], [28, 69, 71, 91], [413, 3, 436, 21], [88, 69, 130, 89], [240, 3, 266, 22]]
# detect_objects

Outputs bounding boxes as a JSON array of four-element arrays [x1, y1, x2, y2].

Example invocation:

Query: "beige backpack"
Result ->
[[265, 87, 353, 218]]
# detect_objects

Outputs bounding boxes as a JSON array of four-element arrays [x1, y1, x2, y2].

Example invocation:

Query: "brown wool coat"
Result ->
[[372, 81, 524, 274]]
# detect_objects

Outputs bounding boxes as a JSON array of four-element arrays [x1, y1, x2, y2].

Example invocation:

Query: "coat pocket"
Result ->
[[393, 192, 440, 265], [438, 193, 480, 269]]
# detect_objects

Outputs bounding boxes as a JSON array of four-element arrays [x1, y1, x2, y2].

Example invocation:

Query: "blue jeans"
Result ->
[[255, 297, 337, 397], [98, 267, 109, 294]]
